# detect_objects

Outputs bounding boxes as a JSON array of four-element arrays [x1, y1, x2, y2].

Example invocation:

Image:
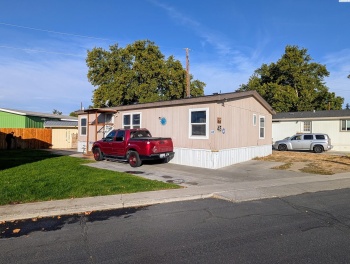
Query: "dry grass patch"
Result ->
[[256, 151, 350, 175]]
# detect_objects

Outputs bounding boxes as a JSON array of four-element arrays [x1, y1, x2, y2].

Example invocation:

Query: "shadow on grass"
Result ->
[[0, 149, 61, 170]]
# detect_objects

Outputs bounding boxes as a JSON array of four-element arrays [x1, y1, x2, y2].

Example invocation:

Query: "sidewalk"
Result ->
[[1, 151, 350, 222]]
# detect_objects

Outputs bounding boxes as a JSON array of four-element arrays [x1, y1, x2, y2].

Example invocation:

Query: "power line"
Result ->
[[0, 22, 112, 41]]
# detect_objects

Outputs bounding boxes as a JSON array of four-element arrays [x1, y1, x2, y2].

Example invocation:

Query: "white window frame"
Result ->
[[80, 116, 87, 136], [253, 114, 257, 126], [302, 121, 312, 133], [341, 119, 350, 131], [189, 108, 209, 139], [122, 112, 142, 129], [259, 115, 265, 139]]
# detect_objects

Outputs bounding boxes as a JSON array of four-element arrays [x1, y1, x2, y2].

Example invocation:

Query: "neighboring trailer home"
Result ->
[[0, 108, 77, 128], [0, 108, 78, 150], [272, 110, 350, 151], [77, 91, 275, 169], [44, 120, 78, 149]]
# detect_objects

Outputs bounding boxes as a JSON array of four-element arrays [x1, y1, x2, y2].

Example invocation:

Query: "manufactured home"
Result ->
[[77, 91, 275, 169], [272, 110, 350, 151]]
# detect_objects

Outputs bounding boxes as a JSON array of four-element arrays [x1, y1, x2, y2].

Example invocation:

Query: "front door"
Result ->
[[290, 135, 303, 149]]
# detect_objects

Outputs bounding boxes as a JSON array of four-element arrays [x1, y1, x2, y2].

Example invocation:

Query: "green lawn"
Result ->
[[0, 150, 180, 205]]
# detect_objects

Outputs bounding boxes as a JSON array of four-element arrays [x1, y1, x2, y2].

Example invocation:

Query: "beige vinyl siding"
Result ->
[[114, 96, 272, 151], [211, 97, 272, 150], [51, 128, 78, 149]]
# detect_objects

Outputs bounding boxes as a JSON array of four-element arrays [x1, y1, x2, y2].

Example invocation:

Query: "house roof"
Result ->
[[0, 108, 78, 121], [273, 110, 350, 121], [44, 120, 78, 128], [79, 91, 275, 115]]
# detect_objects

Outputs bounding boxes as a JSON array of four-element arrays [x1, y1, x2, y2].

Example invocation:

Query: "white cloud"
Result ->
[[0, 57, 94, 114], [323, 49, 350, 105], [192, 62, 254, 95]]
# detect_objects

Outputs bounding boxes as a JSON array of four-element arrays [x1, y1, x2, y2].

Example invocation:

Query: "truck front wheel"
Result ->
[[93, 147, 104, 161], [128, 151, 142, 167]]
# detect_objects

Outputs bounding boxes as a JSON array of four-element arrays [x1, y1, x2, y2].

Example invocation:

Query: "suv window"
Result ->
[[315, 135, 325, 140], [291, 135, 302, 140], [304, 135, 313, 140]]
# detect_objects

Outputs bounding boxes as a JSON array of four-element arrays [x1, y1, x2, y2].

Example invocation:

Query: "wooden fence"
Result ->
[[0, 128, 52, 150]]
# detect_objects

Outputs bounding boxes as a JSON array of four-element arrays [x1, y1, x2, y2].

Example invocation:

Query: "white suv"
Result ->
[[273, 133, 333, 153]]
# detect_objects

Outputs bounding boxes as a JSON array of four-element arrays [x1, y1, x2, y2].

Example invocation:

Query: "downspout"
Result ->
[[95, 111, 98, 142]]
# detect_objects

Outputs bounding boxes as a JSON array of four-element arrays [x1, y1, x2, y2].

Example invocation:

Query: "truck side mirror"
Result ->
[[115, 136, 124, 142]]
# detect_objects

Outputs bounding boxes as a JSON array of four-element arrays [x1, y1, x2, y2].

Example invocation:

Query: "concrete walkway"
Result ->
[[1, 150, 350, 222]]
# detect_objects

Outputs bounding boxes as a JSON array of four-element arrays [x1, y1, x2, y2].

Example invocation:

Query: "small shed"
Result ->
[[272, 110, 350, 151], [77, 91, 275, 169], [44, 120, 78, 149]]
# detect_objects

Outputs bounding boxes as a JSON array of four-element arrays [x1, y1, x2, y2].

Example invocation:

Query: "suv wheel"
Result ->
[[313, 145, 323, 153], [278, 144, 287, 151]]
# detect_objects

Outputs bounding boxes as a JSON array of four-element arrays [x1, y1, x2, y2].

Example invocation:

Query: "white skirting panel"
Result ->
[[171, 145, 272, 169]]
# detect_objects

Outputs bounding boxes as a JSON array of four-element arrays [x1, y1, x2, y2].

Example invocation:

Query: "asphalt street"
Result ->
[[2, 188, 350, 263]]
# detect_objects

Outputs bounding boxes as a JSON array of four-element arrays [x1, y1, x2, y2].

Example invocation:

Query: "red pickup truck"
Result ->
[[92, 128, 174, 167]]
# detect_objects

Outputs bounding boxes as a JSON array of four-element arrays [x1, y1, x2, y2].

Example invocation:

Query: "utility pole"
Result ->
[[185, 48, 190, 98]]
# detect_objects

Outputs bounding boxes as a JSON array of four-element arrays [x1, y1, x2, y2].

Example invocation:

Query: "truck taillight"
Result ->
[[152, 146, 158, 153]]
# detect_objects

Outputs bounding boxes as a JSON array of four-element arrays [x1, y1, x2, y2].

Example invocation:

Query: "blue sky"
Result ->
[[0, 0, 349, 115]]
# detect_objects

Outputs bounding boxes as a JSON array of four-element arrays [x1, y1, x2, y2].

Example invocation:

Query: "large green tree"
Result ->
[[86, 40, 205, 107], [237, 45, 344, 112]]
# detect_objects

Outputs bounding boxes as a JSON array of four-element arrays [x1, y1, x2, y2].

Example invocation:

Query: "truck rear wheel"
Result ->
[[128, 151, 142, 167], [93, 147, 104, 161]]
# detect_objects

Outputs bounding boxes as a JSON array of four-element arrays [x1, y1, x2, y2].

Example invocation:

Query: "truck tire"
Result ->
[[93, 147, 104, 161], [313, 145, 323, 153], [278, 144, 287, 151], [128, 151, 142, 167]]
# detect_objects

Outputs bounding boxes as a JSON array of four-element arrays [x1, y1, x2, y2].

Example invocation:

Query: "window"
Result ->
[[189, 108, 209, 139], [105, 130, 116, 141], [115, 130, 125, 141], [259, 116, 265, 139], [80, 117, 87, 136], [341, 120, 350, 131], [304, 135, 313, 140], [253, 114, 257, 126], [315, 134, 326, 140], [123, 113, 141, 129], [105, 113, 114, 123], [303, 121, 311, 132]]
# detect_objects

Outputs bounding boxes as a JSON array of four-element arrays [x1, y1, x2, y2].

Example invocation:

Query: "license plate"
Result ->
[[160, 154, 165, 158]]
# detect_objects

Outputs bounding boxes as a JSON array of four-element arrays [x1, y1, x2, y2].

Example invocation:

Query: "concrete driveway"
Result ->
[[85, 157, 323, 187]]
